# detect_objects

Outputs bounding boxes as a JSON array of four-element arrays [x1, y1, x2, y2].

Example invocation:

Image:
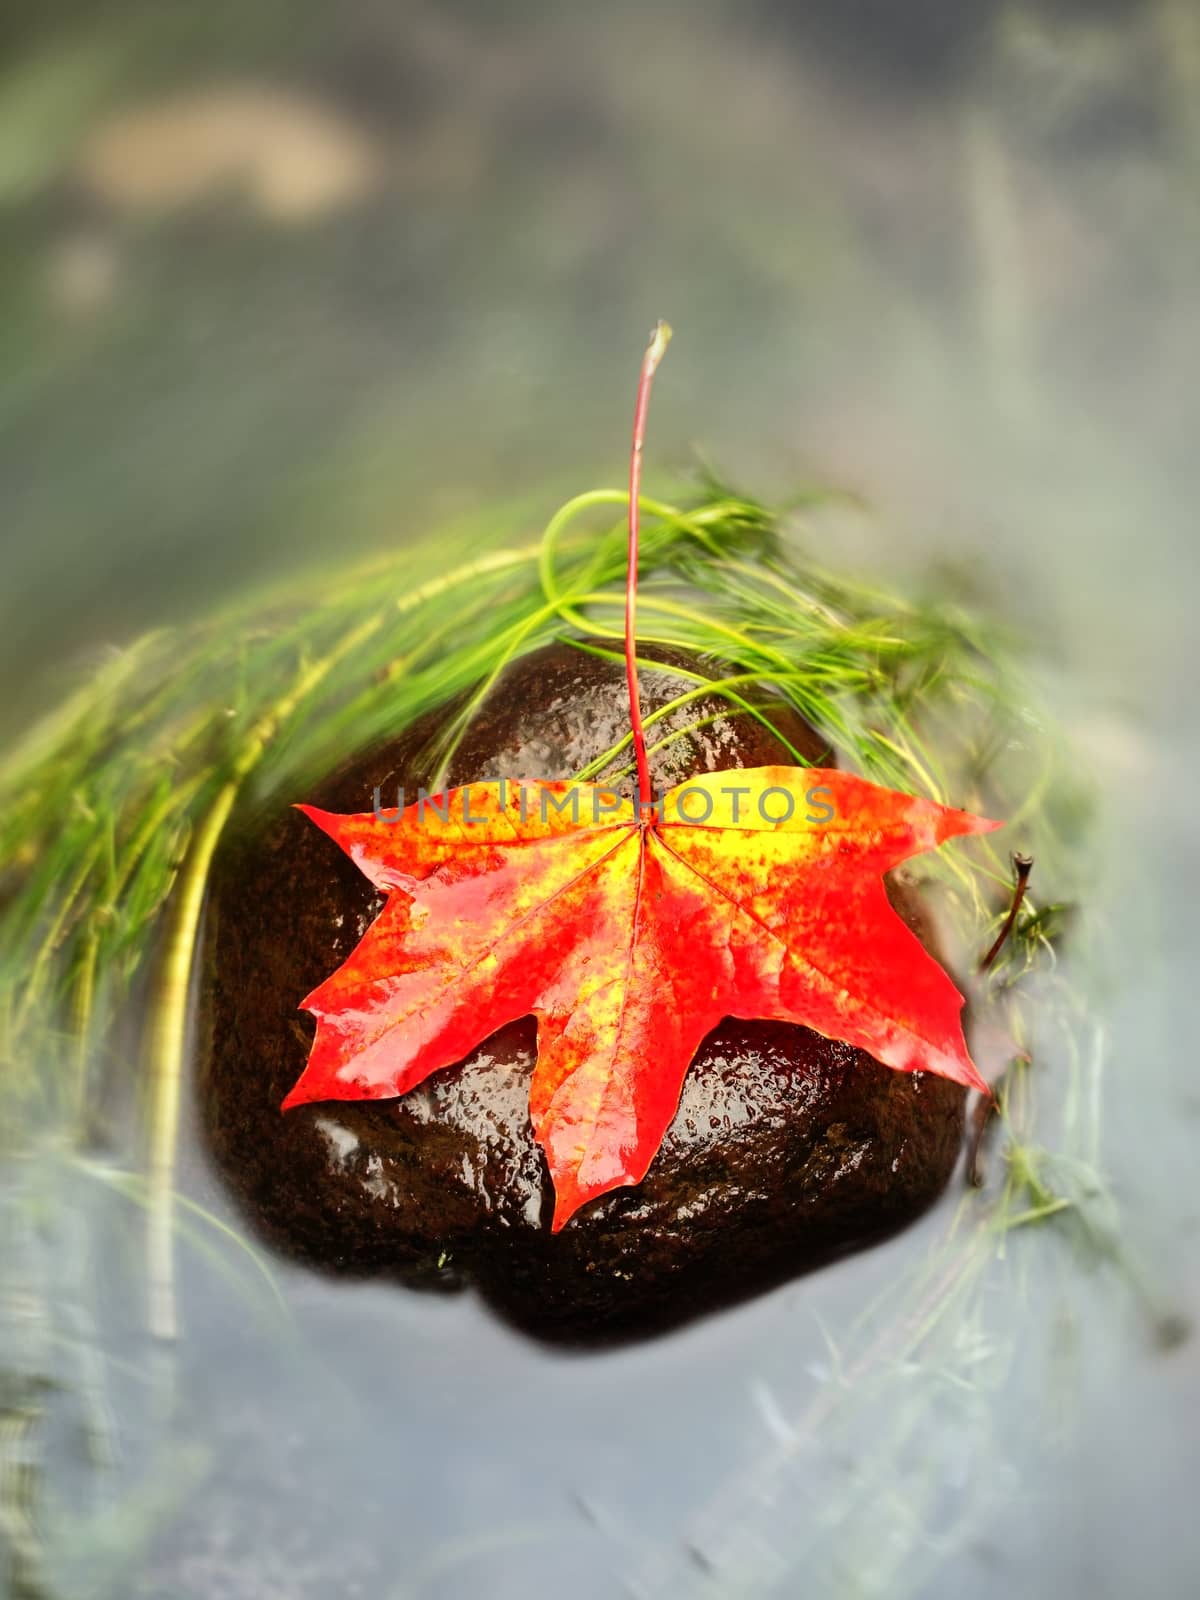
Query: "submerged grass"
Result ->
[[0, 479, 1105, 1597]]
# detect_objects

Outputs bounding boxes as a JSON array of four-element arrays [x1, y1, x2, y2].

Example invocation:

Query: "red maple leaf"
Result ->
[[284, 325, 1000, 1228]]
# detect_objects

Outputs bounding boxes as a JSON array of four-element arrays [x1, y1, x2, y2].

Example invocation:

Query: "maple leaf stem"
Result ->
[[626, 320, 672, 812], [978, 851, 1034, 973]]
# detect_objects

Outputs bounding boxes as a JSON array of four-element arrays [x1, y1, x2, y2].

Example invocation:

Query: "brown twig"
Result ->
[[966, 1077, 1003, 1188], [977, 851, 1034, 973], [966, 1051, 1030, 1187]]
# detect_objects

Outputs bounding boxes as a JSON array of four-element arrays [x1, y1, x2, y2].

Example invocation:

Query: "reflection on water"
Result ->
[[2, 2, 1198, 1596]]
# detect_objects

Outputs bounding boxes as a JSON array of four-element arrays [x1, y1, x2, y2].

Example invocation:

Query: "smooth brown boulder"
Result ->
[[199, 642, 966, 1341]]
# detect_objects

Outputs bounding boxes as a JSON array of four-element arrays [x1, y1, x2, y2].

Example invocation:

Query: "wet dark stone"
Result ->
[[200, 642, 966, 1342]]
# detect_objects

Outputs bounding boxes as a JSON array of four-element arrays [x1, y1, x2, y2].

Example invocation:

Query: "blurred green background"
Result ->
[[1, 0, 1196, 727]]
